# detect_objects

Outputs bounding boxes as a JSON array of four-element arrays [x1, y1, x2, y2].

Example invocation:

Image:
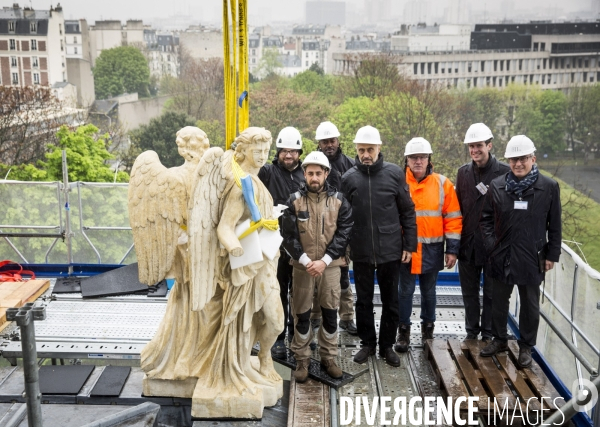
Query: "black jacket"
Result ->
[[282, 182, 353, 265], [341, 153, 418, 265], [455, 155, 510, 265], [480, 173, 562, 285], [258, 158, 305, 206], [321, 148, 354, 192]]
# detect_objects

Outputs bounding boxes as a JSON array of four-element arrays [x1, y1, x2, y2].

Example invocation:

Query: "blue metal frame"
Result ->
[[0, 263, 124, 277], [507, 313, 593, 427]]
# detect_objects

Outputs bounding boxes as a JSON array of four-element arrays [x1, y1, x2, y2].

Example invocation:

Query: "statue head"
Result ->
[[176, 127, 209, 164], [233, 127, 272, 173]]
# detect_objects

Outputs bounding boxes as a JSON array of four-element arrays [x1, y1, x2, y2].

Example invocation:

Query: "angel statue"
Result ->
[[129, 126, 284, 419]]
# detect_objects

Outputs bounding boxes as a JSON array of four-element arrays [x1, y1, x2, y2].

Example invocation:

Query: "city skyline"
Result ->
[[15, 0, 597, 27]]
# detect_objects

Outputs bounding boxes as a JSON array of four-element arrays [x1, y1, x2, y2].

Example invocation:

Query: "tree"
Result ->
[[0, 124, 129, 182], [0, 86, 70, 165], [128, 111, 197, 168], [196, 119, 226, 149], [344, 53, 404, 99], [289, 70, 335, 99], [331, 96, 377, 158], [94, 46, 151, 99], [566, 84, 600, 163], [256, 48, 282, 79]]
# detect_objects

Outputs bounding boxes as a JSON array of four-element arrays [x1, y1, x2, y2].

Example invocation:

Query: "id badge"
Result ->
[[476, 182, 488, 195], [514, 201, 528, 210]]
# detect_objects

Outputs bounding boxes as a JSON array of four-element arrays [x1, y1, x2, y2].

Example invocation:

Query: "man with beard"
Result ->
[[342, 126, 417, 368], [259, 126, 305, 358], [307, 121, 358, 336], [281, 151, 353, 382]]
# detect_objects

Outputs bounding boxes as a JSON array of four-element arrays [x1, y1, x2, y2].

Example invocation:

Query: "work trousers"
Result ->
[[310, 265, 355, 321], [291, 265, 341, 360], [491, 278, 541, 349], [276, 251, 294, 341], [398, 262, 438, 325], [458, 259, 494, 339], [353, 260, 401, 350]]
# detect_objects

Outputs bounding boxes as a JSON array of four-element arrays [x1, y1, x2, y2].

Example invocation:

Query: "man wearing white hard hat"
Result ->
[[281, 151, 353, 382], [308, 121, 358, 336], [259, 126, 306, 358], [341, 125, 417, 368], [395, 137, 462, 352], [479, 135, 561, 368], [455, 123, 509, 343]]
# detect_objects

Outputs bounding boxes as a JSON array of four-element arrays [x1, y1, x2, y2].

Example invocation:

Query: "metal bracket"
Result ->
[[6, 303, 47, 326]]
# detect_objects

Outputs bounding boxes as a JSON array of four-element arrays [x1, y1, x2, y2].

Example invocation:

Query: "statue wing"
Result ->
[[188, 146, 231, 312], [128, 150, 187, 285]]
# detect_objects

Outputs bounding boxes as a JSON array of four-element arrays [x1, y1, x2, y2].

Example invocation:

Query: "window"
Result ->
[[33, 73, 39, 84], [305, 61, 308, 66], [305, 52, 308, 58], [59, 24, 62, 35], [30, 21, 37, 33], [74, 36, 77, 43], [74, 47, 78, 54], [12, 73, 18, 84], [252, 49, 255, 55], [11, 57, 17, 67], [8, 21, 15, 33], [32, 56, 38, 67], [31, 39, 37, 50], [9, 39, 16, 50]]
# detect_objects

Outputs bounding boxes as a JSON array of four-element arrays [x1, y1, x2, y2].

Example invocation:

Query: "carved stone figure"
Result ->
[[128, 126, 284, 419]]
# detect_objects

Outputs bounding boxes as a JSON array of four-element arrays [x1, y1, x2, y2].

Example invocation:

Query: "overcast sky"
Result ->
[[19, 0, 597, 26]]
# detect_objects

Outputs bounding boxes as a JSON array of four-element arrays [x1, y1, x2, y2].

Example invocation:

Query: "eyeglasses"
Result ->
[[280, 150, 299, 156], [508, 155, 532, 165], [407, 155, 429, 161]]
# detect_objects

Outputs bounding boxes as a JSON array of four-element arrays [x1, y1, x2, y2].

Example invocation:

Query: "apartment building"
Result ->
[[65, 19, 94, 106], [333, 21, 600, 90], [144, 28, 179, 78], [0, 3, 66, 87], [89, 19, 144, 66]]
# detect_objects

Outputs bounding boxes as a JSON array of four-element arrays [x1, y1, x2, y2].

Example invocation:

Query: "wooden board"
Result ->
[[496, 352, 541, 411], [288, 377, 330, 427], [425, 339, 471, 410], [506, 341, 563, 410], [0, 279, 50, 328], [447, 339, 489, 410]]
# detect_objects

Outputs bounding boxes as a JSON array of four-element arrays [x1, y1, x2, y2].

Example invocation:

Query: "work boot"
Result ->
[[353, 346, 375, 364], [421, 322, 435, 341], [465, 333, 478, 340], [380, 347, 401, 367], [294, 358, 310, 383], [518, 347, 532, 368], [481, 335, 492, 344], [480, 339, 509, 357], [339, 319, 358, 335], [321, 358, 343, 379], [311, 318, 321, 330], [394, 323, 411, 353], [271, 339, 286, 358]]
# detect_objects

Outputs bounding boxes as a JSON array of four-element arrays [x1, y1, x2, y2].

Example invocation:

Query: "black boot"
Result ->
[[421, 322, 434, 342], [394, 323, 411, 352]]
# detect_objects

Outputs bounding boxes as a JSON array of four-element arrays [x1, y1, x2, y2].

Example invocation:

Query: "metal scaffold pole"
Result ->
[[61, 150, 73, 275]]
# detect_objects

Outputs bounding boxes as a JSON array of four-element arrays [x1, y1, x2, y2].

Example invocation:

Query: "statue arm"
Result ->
[[217, 186, 246, 256]]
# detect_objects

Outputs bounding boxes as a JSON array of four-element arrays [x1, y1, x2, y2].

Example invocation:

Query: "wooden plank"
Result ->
[[6, 279, 49, 306], [427, 339, 470, 410], [496, 352, 541, 411], [464, 340, 517, 410], [0, 298, 22, 309], [507, 341, 563, 410], [447, 339, 489, 410], [0, 307, 6, 325], [290, 378, 329, 427]]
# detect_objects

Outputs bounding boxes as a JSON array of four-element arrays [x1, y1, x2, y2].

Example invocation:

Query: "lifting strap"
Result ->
[[0, 260, 35, 282], [223, 0, 249, 149]]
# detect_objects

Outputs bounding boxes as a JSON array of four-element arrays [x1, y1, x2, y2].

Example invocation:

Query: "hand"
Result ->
[[545, 260, 555, 272], [230, 247, 244, 257], [401, 251, 412, 263], [445, 253, 457, 269], [306, 260, 326, 277]]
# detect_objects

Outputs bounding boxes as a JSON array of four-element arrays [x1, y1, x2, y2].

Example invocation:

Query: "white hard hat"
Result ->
[[276, 127, 303, 150], [353, 125, 382, 145], [302, 151, 331, 171], [315, 121, 340, 141], [505, 135, 536, 158], [405, 137, 433, 156], [464, 123, 494, 144]]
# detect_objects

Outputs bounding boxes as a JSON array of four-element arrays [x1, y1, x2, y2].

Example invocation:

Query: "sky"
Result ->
[[15, 0, 598, 27]]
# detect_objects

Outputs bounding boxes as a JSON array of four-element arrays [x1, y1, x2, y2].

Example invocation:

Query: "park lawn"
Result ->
[[541, 170, 600, 271]]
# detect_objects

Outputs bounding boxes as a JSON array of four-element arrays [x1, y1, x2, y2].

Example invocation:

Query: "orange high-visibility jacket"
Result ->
[[405, 169, 462, 274]]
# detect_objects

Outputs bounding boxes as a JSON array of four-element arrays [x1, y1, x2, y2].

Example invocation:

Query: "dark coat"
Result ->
[[480, 172, 562, 285], [321, 148, 354, 192], [258, 158, 305, 206], [341, 153, 418, 265], [281, 182, 353, 265], [455, 155, 510, 265]]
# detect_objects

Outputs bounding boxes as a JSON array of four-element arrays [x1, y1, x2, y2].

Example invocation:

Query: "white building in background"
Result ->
[[89, 19, 144, 66], [0, 3, 66, 87], [391, 24, 471, 52], [144, 28, 179, 78], [64, 19, 95, 107]]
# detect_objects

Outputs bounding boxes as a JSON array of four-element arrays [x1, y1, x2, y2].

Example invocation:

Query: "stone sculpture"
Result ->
[[128, 126, 284, 419]]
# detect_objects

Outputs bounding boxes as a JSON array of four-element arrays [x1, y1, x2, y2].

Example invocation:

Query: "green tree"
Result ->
[[566, 84, 600, 163], [256, 48, 283, 79], [515, 89, 566, 154], [289, 70, 335, 99], [330, 97, 377, 159], [129, 111, 197, 168], [94, 46, 151, 99], [196, 119, 226, 149]]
